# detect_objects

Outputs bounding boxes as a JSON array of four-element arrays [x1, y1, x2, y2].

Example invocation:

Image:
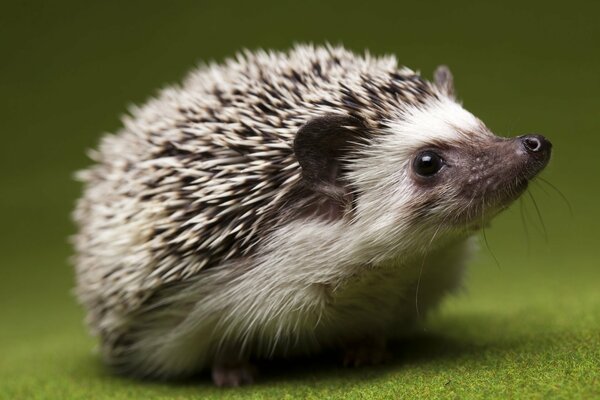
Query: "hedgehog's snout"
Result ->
[[448, 133, 552, 222], [517, 134, 552, 180]]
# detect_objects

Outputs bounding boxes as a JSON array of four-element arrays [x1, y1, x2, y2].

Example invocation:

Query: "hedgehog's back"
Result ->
[[73, 45, 433, 340]]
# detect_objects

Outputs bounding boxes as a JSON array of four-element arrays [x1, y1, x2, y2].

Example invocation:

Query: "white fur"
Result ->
[[387, 98, 486, 148]]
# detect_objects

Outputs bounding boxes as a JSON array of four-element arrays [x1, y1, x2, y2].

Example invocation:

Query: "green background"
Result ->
[[1, 1, 598, 398]]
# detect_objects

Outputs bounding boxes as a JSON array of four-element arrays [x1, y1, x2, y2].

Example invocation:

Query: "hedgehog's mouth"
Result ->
[[494, 177, 530, 206], [452, 178, 530, 229]]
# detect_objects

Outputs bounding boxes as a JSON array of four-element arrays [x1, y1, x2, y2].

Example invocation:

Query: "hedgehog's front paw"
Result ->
[[211, 362, 257, 387], [342, 337, 391, 367]]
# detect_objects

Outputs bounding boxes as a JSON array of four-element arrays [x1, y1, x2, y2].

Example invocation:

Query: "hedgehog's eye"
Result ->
[[413, 151, 444, 177]]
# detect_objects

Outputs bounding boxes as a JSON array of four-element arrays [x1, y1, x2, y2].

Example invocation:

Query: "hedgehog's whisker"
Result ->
[[519, 196, 531, 256], [532, 179, 550, 197], [481, 196, 501, 269], [455, 191, 478, 234], [527, 189, 548, 243], [536, 176, 573, 217], [521, 190, 545, 239], [415, 214, 448, 320]]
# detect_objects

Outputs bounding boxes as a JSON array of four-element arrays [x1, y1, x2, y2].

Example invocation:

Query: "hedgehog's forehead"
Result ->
[[380, 98, 490, 153]]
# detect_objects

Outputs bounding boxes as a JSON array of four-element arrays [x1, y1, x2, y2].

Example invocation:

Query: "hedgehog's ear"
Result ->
[[294, 115, 366, 201], [434, 65, 455, 98]]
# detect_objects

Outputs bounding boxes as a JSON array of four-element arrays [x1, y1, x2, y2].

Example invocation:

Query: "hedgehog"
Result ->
[[73, 44, 552, 386]]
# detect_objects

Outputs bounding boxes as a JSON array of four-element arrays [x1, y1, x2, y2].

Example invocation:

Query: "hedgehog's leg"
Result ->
[[342, 335, 391, 367], [211, 361, 257, 387], [210, 346, 257, 387]]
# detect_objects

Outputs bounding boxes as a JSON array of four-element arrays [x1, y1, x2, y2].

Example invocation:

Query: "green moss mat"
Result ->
[[1, 244, 598, 399]]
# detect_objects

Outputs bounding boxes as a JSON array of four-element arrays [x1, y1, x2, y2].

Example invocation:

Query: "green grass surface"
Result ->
[[1, 0, 599, 398], [2, 238, 599, 399]]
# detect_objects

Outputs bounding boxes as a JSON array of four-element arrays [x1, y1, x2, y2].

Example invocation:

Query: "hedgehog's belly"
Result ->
[[109, 238, 471, 378], [312, 266, 422, 345], [262, 244, 470, 359]]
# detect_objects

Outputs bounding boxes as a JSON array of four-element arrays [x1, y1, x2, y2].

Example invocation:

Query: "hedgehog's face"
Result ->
[[293, 69, 551, 254], [407, 131, 552, 229], [350, 97, 551, 246]]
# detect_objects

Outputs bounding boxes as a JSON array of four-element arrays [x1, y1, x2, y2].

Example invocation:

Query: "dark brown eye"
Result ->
[[413, 151, 443, 176]]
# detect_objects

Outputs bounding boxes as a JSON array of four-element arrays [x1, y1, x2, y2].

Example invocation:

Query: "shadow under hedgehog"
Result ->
[[73, 44, 551, 387]]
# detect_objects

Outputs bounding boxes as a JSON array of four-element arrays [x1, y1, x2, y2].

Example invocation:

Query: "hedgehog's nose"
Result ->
[[520, 134, 552, 154], [518, 134, 552, 178]]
